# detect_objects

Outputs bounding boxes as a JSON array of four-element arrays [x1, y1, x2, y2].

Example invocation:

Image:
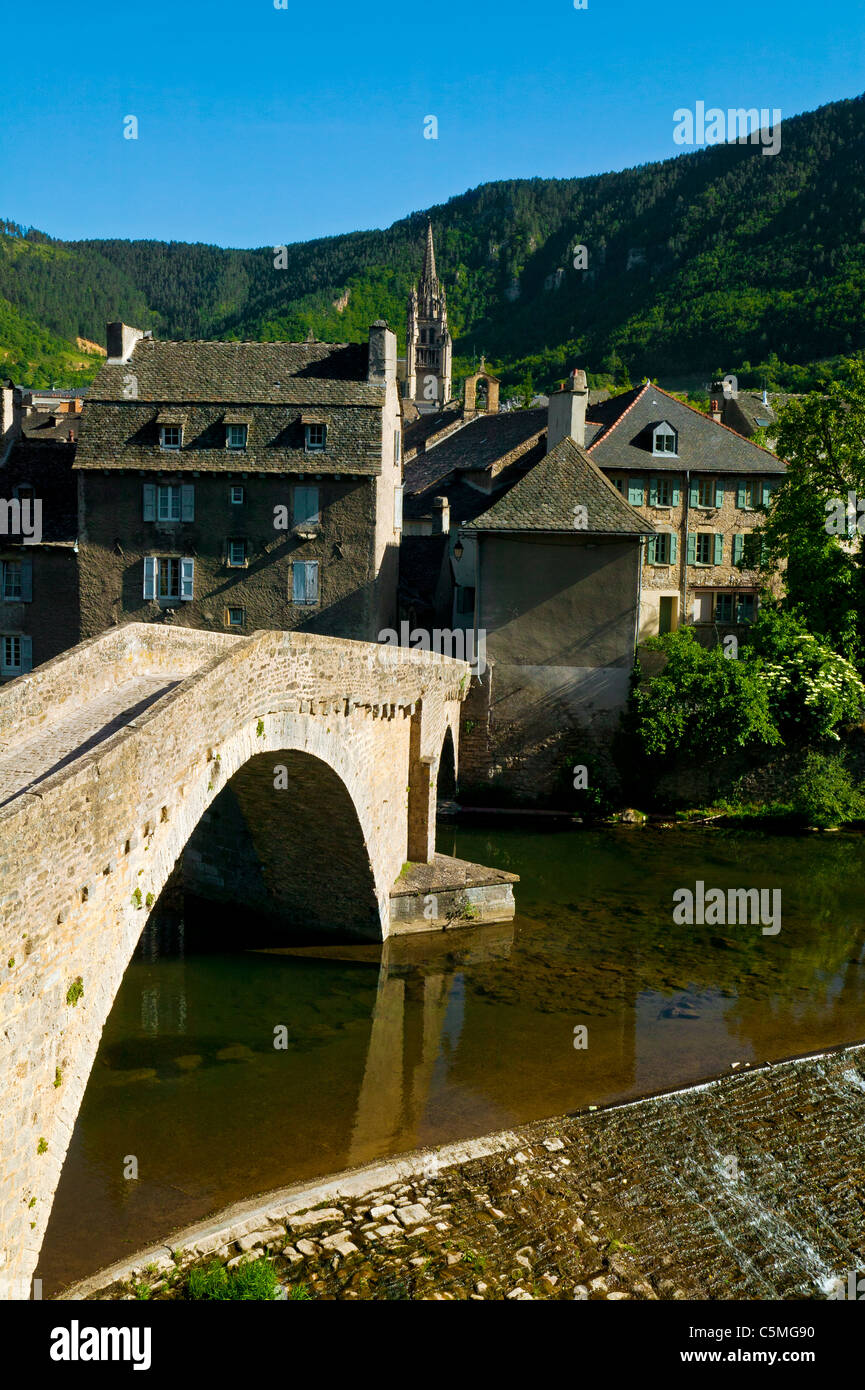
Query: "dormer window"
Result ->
[[305, 423, 326, 452], [226, 424, 248, 450], [652, 422, 678, 456], [160, 425, 182, 450]]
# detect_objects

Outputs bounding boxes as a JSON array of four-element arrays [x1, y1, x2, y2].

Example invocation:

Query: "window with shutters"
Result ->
[[144, 555, 193, 601], [1, 561, 22, 601], [292, 486, 320, 527], [695, 533, 713, 565], [696, 477, 717, 508], [304, 423, 326, 452], [226, 424, 248, 450], [653, 533, 673, 564], [160, 425, 182, 450], [292, 560, 319, 605], [653, 476, 672, 507], [227, 539, 247, 568], [1, 634, 23, 675], [652, 423, 678, 456], [739, 478, 761, 510], [158, 485, 181, 521]]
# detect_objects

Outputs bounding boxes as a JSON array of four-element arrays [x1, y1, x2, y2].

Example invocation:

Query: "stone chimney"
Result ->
[[0, 380, 22, 462], [546, 368, 589, 452], [367, 320, 397, 383], [106, 322, 146, 363], [431, 496, 450, 535]]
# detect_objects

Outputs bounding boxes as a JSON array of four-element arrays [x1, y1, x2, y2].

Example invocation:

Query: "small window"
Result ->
[[293, 486, 320, 527], [226, 424, 248, 450], [158, 557, 180, 599], [738, 478, 761, 510], [292, 560, 319, 605], [157, 484, 181, 521], [160, 425, 182, 450], [695, 533, 713, 565], [1, 561, 22, 601], [305, 423, 326, 452], [653, 476, 672, 507], [1, 634, 21, 675], [653, 423, 678, 456], [654, 533, 672, 564], [227, 607, 245, 627], [230, 485, 245, 505], [611, 477, 624, 494], [697, 477, 716, 509], [227, 539, 247, 568]]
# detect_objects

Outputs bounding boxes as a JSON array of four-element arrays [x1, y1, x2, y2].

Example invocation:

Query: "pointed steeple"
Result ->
[[419, 220, 438, 296]]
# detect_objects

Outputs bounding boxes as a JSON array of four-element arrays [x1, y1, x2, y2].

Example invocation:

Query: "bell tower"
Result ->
[[404, 221, 452, 412]]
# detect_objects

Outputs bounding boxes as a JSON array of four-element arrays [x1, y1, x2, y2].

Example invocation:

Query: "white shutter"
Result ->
[[393, 484, 403, 531], [181, 484, 195, 521], [180, 557, 195, 601], [143, 484, 156, 521], [143, 555, 157, 600]]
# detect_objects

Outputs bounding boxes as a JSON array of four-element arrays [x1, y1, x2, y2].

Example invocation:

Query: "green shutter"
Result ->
[[143, 483, 156, 521], [714, 478, 725, 508], [736, 478, 748, 508], [714, 533, 724, 565], [649, 477, 658, 506], [669, 532, 677, 563], [761, 535, 770, 563], [20, 635, 32, 674], [671, 478, 681, 506], [689, 478, 700, 506], [646, 535, 656, 564], [762, 479, 774, 508], [628, 476, 645, 506], [687, 532, 696, 564], [732, 534, 744, 566]]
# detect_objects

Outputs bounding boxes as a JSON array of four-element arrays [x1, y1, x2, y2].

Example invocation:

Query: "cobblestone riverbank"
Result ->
[[61, 1041, 865, 1301]]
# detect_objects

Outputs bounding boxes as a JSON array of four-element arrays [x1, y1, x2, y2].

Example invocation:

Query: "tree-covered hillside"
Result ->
[[2, 93, 863, 391]]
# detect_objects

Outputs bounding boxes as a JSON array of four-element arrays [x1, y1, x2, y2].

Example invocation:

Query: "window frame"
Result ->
[[304, 423, 327, 453], [226, 424, 248, 451], [227, 538, 248, 569], [160, 425, 182, 451], [227, 606, 245, 628], [230, 485, 245, 506], [652, 423, 678, 457], [695, 532, 713, 566]]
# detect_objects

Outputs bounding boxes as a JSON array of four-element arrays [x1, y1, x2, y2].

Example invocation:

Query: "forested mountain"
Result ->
[[2, 93, 863, 391]]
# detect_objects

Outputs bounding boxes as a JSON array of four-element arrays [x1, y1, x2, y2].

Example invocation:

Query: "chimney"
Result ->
[[762, 388, 769, 406], [431, 496, 450, 535], [367, 319, 397, 384], [106, 322, 146, 363], [0, 380, 22, 461], [710, 398, 722, 423], [546, 368, 588, 452]]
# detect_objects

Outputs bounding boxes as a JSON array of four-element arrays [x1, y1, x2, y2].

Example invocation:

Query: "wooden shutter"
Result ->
[[671, 478, 681, 506], [306, 561, 319, 604], [649, 477, 659, 506], [714, 479, 725, 508], [736, 478, 748, 508], [762, 479, 775, 508], [20, 635, 32, 673], [627, 477, 645, 506], [143, 555, 157, 600], [181, 484, 195, 521], [732, 534, 744, 566], [143, 483, 156, 521], [687, 532, 696, 564], [669, 532, 677, 563], [180, 557, 195, 601], [20, 556, 32, 602], [646, 535, 656, 564], [714, 533, 724, 565], [689, 478, 700, 506]]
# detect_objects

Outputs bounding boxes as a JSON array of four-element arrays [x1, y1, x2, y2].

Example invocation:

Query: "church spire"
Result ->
[[419, 220, 438, 296]]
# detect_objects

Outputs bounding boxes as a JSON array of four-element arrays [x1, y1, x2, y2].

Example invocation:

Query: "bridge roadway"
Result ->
[[0, 675, 185, 808]]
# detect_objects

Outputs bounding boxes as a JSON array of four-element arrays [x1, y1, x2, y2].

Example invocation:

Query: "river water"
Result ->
[[37, 824, 865, 1294]]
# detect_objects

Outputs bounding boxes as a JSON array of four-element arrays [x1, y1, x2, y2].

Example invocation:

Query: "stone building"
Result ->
[[0, 385, 81, 678], [403, 222, 453, 412], [581, 376, 786, 642], [74, 320, 403, 643]]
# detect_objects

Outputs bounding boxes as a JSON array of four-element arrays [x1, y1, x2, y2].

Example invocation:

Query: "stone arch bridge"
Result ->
[[0, 624, 516, 1296]]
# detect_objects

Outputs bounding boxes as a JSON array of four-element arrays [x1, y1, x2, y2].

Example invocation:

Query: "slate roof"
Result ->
[[75, 337, 387, 475], [465, 437, 654, 535], [21, 410, 80, 444], [587, 382, 785, 474], [404, 409, 546, 498], [91, 338, 376, 402]]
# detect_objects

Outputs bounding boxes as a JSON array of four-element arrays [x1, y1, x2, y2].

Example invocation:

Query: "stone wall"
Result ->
[[0, 623, 466, 1297]]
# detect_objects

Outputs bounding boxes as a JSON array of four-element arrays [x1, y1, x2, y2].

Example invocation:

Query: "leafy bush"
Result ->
[[184, 1256, 280, 1301], [790, 751, 865, 828], [630, 629, 780, 758], [746, 607, 865, 741]]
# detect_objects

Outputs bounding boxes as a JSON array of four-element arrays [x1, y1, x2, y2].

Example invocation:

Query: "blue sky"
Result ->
[[2, 0, 862, 247]]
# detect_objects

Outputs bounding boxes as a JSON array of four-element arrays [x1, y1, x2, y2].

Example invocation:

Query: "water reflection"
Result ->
[[37, 825, 865, 1294]]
